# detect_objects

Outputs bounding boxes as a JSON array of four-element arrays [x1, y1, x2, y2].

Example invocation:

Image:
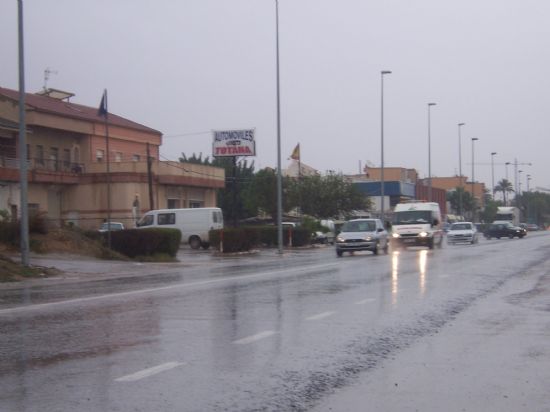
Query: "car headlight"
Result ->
[[419, 231, 428, 237], [364, 236, 373, 241], [336, 236, 345, 243], [392, 233, 400, 238]]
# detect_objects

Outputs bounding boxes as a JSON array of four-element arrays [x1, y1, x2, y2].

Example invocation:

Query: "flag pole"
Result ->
[[100, 89, 112, 249]]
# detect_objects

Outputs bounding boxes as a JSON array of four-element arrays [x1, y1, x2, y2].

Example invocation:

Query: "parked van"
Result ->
[[137, 208, 223, 249], [390, 201, 443, 249]]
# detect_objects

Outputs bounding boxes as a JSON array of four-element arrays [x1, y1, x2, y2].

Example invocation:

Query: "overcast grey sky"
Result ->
[[2, 0, 549, 192]]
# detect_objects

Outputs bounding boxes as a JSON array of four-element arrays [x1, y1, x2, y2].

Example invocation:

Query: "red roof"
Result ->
[[0, 86, 161, 135]]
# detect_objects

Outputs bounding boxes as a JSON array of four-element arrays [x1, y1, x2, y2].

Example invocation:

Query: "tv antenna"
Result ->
[[43, 67, 58, 90]]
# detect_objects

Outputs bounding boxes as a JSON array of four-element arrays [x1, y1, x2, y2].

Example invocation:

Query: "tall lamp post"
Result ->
[[471, 137, 479, 221], [527, 174, 531, 192], [457, 122, 465, 216], [491, 152, 497, 199], [505, 161, 511, 180], [380, 70, 391, 224], [518, 170, 523, 196], [427, 102, 437, 202], [275, 0, 283, 254]]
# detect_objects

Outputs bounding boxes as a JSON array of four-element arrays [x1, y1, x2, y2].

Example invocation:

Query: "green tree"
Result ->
[[494, 179, 514, 205], [447, 187, 474, 216], [243, 167, 292, 219], [287, 173, 370, 218], [179, 152, 256, 225]]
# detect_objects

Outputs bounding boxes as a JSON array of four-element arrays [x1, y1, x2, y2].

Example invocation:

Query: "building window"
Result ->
[[36, 145, 44, 166], [115, 152, 123, 162], [132, 154, 140, 162], [49, 147, 59, 171], [96, 149, 104, 162], [63, 148, 70, 169], [167, 199, 180, 209], [189, 200, 204, 208]]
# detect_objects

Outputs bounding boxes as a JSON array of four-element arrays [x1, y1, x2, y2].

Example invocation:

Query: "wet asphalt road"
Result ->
[[1, 233, 549, 411]]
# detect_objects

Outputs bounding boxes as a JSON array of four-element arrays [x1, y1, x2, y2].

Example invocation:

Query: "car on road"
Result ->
[[98, 222, 125, 232], [484, 222, 526, 239], [447, 222, 479, 244], [335, 218, 388, 257]]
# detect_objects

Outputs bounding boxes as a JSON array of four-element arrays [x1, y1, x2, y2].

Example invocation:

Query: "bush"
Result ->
[[108, 228, 181, 258], [210, 225, 312, 253], [0, 220, 18, 246]]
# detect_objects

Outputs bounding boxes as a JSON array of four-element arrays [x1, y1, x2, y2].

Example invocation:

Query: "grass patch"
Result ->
[[0, 255, 64, 282]]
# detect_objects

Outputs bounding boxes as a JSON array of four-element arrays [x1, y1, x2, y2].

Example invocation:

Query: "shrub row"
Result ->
[[0, 213, 49, 246], [106, 228, 181, 258], [209, 226, 311, 253]]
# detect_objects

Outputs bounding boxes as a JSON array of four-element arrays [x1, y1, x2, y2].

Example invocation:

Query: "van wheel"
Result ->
[[189, 236, 201, 250], [201, 242, 210, 250], [428, 239, 434, 249], [336, 250, 343, 257], [373, 244, 379, 255]]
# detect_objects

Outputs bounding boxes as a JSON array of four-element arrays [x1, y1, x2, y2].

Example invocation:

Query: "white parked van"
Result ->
[[137, 208, 223, 249], [391, 202, 443, 249]]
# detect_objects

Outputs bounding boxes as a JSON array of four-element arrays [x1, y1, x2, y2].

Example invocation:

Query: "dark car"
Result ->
[[484, 222, 526, 239]]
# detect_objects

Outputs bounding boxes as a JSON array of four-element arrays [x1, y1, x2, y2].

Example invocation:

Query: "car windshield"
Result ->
[[450, 223, 472, 231], [393, 211, 432, 225], [341, 220, 376, 232]]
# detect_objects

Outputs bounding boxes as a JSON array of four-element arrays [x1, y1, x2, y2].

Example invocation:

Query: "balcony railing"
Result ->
[[0, 156, 85, 173]]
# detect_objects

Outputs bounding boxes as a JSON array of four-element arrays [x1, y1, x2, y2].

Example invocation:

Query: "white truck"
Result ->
[[137, 207, 223, 249], [494, 206, 520, 226], [390, 201, 444, 249]]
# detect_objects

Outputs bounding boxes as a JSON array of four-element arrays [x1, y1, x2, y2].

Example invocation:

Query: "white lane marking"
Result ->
[[115, 362, 184, 382], [0, 262, 339, 315], [305, 311, 336, 321], [354, 298, 376, 305], [232, 330, 277, 345]]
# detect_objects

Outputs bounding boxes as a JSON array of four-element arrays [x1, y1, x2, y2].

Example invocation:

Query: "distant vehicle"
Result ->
[[495, 206, 520, 226], [484, 222, 526, 239], [390, 202, 443, 249], [335, 218, 388, 257], [447, 222, 478, 245], [316, 219, 336, 245], [526, 223, 540, 231], [98, 222, 125, 232], [137, 208, 223, 249]]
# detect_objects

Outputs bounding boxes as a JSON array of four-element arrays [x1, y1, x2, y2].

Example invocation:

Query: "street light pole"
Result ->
[[275, 0, 283, 254], [457, 122, 465, 216], [471, 137, 479, 221], [518, 170, 523, 196], [427, 103, 436, 202], [491, 152, 497, 199], [380, 70, 391, 225], [505, 161, 511, 180]]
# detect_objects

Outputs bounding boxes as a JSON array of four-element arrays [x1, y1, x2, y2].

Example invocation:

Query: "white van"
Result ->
[[390, 202, 443, 249], [137, 208, 223, 249]]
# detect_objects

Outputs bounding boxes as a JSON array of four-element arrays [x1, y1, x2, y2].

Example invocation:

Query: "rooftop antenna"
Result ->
[[43, 67, 58, 90]]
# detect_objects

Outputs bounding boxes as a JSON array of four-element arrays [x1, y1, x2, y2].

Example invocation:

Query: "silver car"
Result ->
[[447, 222, 478, 244], [335, 218, 388, 257]]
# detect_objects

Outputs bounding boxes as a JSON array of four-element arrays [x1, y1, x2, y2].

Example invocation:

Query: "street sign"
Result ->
[[212, 129, 255, 157]]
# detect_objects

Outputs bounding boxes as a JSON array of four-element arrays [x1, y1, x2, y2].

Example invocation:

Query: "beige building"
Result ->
[[0, 87, 224, 229]]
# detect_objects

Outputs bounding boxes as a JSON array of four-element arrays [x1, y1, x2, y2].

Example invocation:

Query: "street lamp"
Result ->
[[491, 152, 497, 199], [505, 161, 511, 180], [471, 138, 479, 221], [275, 0, 283, 254], [380, 70, 391, 224], [527, 174, 532, 192], [518, 170, 523, 196], [427, 102, 436, 202], [457, 122, 465, 216]]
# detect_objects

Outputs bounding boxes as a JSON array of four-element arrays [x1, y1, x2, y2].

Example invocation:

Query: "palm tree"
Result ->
[[494, 178, 514, 205]]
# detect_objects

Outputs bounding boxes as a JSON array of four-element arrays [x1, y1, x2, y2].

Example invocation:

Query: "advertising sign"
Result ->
[[212, 129, 255, 157]]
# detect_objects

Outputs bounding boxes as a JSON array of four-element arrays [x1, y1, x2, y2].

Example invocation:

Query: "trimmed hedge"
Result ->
[[107, 228, 181, 258], [209, 225, 311, 253]]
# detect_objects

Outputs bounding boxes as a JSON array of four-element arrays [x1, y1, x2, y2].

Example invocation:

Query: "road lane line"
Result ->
[[354, 298, 376, 305], [0, 262, 339, 315], [305, 311, 336, 321], [232, 330, 277, 345], [115, 362, 184, 382]]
